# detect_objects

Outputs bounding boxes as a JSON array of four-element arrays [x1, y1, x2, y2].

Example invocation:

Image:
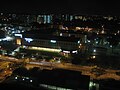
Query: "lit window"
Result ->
[[16, 39, 21, 45]]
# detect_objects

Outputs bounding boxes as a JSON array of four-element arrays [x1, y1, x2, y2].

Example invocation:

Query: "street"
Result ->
[[0, 55, 120, 82]]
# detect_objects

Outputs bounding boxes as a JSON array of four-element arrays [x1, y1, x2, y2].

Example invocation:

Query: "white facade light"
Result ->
[[50, 40, 56, 43], [63, 50, 70, 53], [15, 77, 18, 80], [15, 34, 23, 38], [25, 38, 33, 43], [78, 41, 80, 43], [72, 50, 78, 54], [110, 45, 112, 48], [93, 49, 96, 52], [60, 33, 62, 36], [88, 40, 90, 43], [30, 80, 33, 82], [2, 36, 13, 41]]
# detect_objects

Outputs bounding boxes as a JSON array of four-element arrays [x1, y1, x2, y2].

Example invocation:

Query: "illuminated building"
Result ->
[[37, 14, 52, 24], [15, 30, 80, 55], [52, 14, 74, 23]]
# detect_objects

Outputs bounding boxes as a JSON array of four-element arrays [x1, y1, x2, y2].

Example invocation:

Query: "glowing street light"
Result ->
[[93, 49, 96, 52]]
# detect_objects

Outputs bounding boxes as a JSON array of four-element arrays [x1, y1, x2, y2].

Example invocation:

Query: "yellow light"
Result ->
[[16, 39, 21, 45], [27, 46, 62, 53], [76, 27, 81, 30], [101, 30, 105, 34], [92, 56, 96, 59], [93, 56, 95, 58]]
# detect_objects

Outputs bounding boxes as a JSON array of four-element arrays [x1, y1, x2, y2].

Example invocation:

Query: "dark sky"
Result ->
[[0, 0, 120, 16]]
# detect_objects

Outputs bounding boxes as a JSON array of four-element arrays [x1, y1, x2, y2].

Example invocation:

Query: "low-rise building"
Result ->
[[15, 30, 81, 56]]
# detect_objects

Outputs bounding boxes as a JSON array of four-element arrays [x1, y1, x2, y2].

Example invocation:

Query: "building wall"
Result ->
[[37, 15, 52, 24], [21, 38, 79, 51]]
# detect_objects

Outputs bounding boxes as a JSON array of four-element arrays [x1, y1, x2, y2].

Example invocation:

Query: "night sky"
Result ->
[[0, 0, 120, 16]]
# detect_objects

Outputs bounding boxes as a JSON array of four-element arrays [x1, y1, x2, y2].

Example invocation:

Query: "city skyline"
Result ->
[[0, 1, 120, 90]]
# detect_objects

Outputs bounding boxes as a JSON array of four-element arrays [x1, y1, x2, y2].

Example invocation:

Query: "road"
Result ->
[[0, 61, 13, 83], [25, 61, 120, 80], [0, 55, 120, 81]]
